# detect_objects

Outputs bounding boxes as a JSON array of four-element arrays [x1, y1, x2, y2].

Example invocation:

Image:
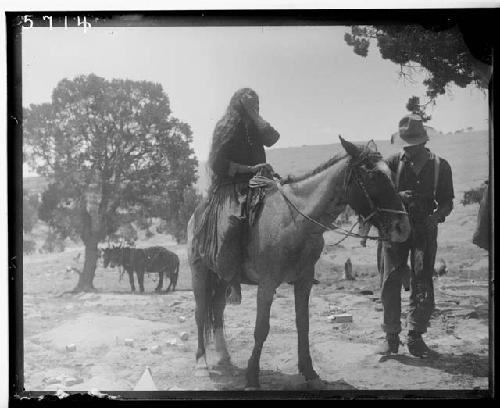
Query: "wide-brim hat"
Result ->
[[396, 114, 429, 146]]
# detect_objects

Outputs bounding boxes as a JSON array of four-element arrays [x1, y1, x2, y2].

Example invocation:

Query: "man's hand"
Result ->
[[398, 190, 415, 204], [424, 214, 439, 230]]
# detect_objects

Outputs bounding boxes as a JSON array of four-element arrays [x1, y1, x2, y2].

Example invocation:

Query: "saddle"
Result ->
[[246, 171, 277, 226], [192, 170, 277, 281]]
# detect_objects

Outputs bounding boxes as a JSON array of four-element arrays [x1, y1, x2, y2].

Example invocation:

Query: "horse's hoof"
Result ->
[[194, 367, 210, 378], [215, 356, 231, 367], [306, 378, 325, 390]]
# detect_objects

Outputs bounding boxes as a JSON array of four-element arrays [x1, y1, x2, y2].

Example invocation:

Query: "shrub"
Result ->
[[462, 182, 488, 206], [23, 239, 36, 255]]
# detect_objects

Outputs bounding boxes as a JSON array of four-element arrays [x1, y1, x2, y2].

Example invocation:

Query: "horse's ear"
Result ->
[[339, 135, 360, 158], [366, 139, 378, 152]]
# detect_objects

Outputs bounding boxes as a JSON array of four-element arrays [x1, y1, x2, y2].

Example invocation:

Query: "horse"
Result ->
[[102, 246, 179, 292], [187, 137, 411, 389]]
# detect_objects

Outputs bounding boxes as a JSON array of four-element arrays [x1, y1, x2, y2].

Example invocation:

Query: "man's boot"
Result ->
[[376, 333, 400, 355], [407, 330, 433, 357]]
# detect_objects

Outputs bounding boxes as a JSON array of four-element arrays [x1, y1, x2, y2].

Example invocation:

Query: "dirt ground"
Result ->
[[22, 199, 490, 394]]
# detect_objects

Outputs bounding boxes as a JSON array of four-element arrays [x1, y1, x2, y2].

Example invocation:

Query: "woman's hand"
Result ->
[[251, 163, 274, 174], [398, 190, 414, 204], [238, 99, 259, 123]]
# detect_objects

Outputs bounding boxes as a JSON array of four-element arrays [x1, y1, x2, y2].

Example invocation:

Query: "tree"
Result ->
[[22, 189, 40, 234], [344, 24, 491, 101], [24, 74, 198, 292], [405, 96, 431, 122], [156, 186, 202, 244]]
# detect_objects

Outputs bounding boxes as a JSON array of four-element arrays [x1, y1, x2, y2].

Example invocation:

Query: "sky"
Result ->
[[22, 25, 489, 174]]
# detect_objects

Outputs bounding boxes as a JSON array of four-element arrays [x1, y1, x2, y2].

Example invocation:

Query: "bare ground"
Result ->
[[22, 202, 490, 393]]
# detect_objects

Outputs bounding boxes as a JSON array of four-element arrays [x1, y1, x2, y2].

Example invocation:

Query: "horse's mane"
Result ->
[[280, 147, 382, 185]]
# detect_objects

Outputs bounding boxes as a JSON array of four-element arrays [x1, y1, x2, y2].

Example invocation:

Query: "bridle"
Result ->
[[277, 154, 407, 244], [345, 160, 408, 226]]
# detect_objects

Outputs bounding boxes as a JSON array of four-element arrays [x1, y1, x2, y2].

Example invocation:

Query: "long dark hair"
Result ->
[[207, 88, 259, 190]]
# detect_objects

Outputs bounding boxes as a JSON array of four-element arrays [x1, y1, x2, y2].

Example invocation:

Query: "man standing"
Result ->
[[379, 114, 454, 357]]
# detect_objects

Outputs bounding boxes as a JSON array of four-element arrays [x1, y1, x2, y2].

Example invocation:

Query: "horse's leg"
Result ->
[[127, 268, 135, 292], [155, 270, 163, 292], [165, 276, 173, 292], [294, 275, 323, 389], [246, 283, 275, 389], [213, 279, 230, 365], [138, 268, 145, 293], [192, 260, 210, 377]]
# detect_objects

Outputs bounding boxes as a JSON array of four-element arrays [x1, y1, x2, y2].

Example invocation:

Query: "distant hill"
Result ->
[[24, 130, 489, 200], [196, 130, 489, 198]]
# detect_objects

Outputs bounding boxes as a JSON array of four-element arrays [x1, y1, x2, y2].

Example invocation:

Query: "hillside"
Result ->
[[24, 130, 489, 200], [196, 130, 489, 198]]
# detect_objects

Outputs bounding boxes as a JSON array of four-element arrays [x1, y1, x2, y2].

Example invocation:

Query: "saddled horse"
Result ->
[[102, 246, 179, 292], [187, 138, 411, 389]]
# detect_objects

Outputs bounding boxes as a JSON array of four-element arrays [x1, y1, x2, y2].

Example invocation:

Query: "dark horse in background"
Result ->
[[102, 246, 179, 293], [187, 138, 411, 389]]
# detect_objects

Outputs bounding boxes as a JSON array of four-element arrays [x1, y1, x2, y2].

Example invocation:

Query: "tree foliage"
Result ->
[[405, 96, 431, 122], [24, 74, 198, 290], [156, 186, 202, 244], [23, 189, 40, 234], [344, 24, 491, 100]]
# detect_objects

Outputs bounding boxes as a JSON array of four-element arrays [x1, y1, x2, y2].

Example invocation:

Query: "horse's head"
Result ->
[[102, 246, 121, 268], [102, 247, 112, 268], [340, 136, 410, 243]]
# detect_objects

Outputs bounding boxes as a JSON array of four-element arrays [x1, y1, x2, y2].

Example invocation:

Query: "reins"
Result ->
[[275, 156, 407, 244], [277, 186, 382, 241]]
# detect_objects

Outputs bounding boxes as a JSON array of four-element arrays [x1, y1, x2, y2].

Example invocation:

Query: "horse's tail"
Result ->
[[203, 270, 223, 344], [171, 257, 180, 291]]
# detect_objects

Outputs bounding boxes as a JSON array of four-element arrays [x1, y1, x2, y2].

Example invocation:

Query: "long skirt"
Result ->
[[193, 182, 248, 281]]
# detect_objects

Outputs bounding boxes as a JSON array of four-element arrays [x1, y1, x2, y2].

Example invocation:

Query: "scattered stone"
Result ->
[[150, 345, 162, 354], [375, 306, 383, 312], [327, 314, 353, 323], [45, 377, 62, 385], [178, 316, 186, 323], [134, 367, 158, 391], [64, 377, 84, 387], [368, 295, 379, 302], [169, 301, 181, 307], [65, 344, 77, 352], [140, 347, 148, 351], [180, 332, 189, 341], [465, 311, 479, 319], [64, 304, 75, 311], [166, 339, 180, 346], [88, 388, 105, 398], [56, 389, 69, 399], [359, 290, 374, 296], [124, 338, 135, 347]]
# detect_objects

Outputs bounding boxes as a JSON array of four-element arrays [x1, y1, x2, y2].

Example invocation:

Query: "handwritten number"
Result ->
[[22, 15, 33, 29], [42, 16, 53, 30]]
